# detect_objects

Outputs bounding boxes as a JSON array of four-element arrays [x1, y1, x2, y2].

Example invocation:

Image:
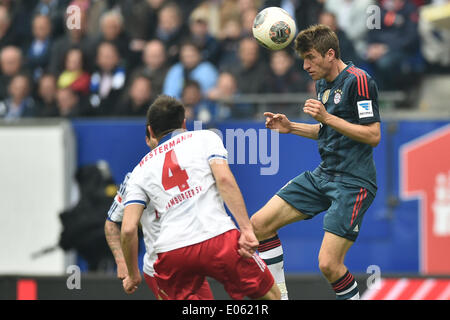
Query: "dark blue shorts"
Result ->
[[276, 171, 375, 241]]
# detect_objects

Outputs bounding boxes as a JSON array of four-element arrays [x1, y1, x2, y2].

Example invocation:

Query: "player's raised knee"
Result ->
[[250, 214, 269, 240]]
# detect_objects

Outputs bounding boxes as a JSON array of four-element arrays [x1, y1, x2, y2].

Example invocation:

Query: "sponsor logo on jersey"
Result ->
[[357, 100, 374, 118]]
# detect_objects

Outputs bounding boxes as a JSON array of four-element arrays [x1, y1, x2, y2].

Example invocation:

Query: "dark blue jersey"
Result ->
[[314, 62, 380, 195]]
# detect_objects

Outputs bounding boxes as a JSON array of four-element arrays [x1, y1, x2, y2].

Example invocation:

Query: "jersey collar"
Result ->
[[327, 61, 354, 86], [157, 129, 186, 146]]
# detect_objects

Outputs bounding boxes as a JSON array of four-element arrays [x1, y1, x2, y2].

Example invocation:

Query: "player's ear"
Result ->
[[327, 48, 335, 62], [182, 118, 187, 129], [148, 125, 157, 139]]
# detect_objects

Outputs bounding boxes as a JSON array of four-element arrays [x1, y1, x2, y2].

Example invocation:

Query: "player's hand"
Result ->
[[303, 99, 331, 124], [116, 261, 128, 280], [122, 274, 142, 294], [238, 228, 259, 259], [264, 112, 291, 134]]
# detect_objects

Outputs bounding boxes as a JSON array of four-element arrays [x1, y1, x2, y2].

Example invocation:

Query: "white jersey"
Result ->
[[107, 173, 160, 276], [124, 130, 237, 253]]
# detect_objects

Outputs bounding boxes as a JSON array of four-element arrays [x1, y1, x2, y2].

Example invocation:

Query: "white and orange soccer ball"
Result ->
[[252, 7, 296, 50]]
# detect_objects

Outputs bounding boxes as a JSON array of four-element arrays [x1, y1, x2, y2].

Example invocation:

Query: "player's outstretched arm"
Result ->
[[210, 159, 259, 258], [105, 220, 128, 280], [121, 204, 144, 294], [264, 112, 320, 140]]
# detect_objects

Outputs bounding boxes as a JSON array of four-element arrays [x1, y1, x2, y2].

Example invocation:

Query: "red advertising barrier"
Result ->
[[362, 278, 450, 300], [400, 124, 450, 275]]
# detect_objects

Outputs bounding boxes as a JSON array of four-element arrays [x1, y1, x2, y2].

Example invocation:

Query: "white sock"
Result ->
[[258, 235, 289, 300]]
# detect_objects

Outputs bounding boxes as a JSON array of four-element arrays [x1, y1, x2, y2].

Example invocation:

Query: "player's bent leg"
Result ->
[[250, 195, 309, 240], [250, 195, 309, 300], [318, 231, 359, 300], [255, 282, 281, 300]]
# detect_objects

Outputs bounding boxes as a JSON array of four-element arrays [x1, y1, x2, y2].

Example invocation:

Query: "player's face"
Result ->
[[301, 49, 331, 81]]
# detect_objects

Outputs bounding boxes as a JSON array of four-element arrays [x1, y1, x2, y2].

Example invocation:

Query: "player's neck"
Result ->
[[156, 128, 187, 145], [325, 60, 347, 83]]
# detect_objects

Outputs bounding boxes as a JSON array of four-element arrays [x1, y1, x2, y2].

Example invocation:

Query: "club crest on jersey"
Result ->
[[321, 89, 331, 104], [334, 89, 343, 104]]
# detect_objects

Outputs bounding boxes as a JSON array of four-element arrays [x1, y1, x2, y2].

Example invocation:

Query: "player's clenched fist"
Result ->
[[237, 228, 259, 258], [264, 112, 291, 134], [122, 274, 141, 294], [303, 99, 330, 124]]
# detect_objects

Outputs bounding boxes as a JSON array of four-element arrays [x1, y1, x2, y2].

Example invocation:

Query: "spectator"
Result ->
[[85, 0, 114, 37], [95, 10, 132, 67], [207, 71, 253, 120], [57, 47, 91, 96], [240, 6, 258, 38], [229, 37, 268, 95], [0, 45, 25, 100], [262, 0, 323, 32], [0, 74, 36, 120], [265, 49, 308, 93], [324, 0, 374, 60], [48, 7, 96, 75], [366, 0, 421, 90], [56, 87, 83, 117], [162, 41, 218, 100], [131, 39, 169, 96], [156, 2, 188, 64], [181, 79, 212, 121], [318, 11, 361, 66], [217, 17, 243, 71], [188, 7, 221, 65], [115, 75, 153, 116], [88, 41, 126, 116], [33, 0, 69, 40], [121, 0, 168, 44], [418, 0, 450, 72], [0, 5, 20, 49], [264, 49, 308, 117], [35, 73, 59, 117], [26, 14, 53, 82]]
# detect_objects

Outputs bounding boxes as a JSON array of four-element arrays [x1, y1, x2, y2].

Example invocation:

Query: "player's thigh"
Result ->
[[322, 184, 375, 242], [143, 273, 161, 299], [251, 172, 330, 239], [206, 230, 275, 300], [153, 249, 208, 300], [196, 278, 214, 300], [250, 195, 309, 239]]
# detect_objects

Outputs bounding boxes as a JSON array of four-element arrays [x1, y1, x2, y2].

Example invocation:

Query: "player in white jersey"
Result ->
[[121, 95, 280, 300], [104, 127, 213, 299]]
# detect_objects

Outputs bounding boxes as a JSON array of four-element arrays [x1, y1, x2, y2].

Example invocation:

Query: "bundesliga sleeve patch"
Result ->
[[357, 100, 374, 119]]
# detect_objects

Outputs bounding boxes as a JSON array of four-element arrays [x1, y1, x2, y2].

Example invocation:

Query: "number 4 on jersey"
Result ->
[[162, 150, 190, 192]]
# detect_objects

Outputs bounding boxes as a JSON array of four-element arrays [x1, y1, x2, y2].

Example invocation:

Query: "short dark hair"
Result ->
[[294, 24, 340, 59], [146, 95, 185, 139]]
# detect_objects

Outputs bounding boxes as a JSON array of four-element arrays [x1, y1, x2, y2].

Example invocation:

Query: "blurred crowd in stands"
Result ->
[[0, 0, 449, 122]]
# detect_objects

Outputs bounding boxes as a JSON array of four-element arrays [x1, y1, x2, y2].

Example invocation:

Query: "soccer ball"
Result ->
[[252, 7, 296, 50]]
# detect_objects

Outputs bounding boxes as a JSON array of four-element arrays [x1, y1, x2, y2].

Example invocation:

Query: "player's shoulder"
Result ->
[[192, 129, 222, 142], [344, 64, 378, 98], [345, 64, 373, 83]]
